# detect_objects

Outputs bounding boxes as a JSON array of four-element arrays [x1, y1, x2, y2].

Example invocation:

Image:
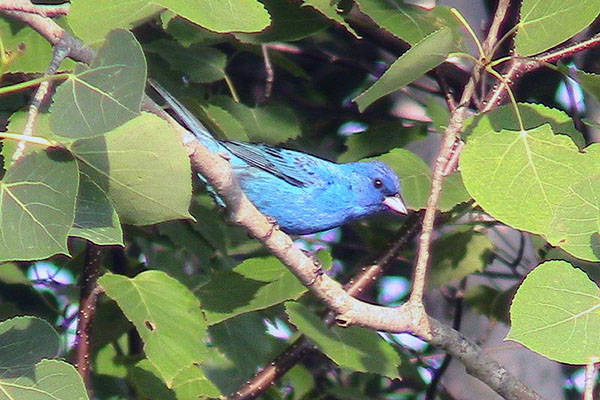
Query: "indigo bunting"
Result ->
[[150, 81, 407, 234]]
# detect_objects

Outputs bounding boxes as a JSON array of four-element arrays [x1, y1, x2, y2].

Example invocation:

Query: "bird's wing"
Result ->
[[223, 141, 325, 188]]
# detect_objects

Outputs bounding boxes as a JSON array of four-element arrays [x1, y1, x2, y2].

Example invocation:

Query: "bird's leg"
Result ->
[[261, 216, 279, 240], [301, 249, 324, 285]]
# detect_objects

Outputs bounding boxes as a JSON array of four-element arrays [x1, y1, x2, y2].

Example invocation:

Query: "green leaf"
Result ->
[[49, 30, 147, 138], [198, 102, 250, 142], [68, 1, 163, 44], [198, 257, 307, 325], [99, 271, 209, 386], [0, 359, 90, 400], [131, 358, 222, 400], [354, 27, 453, 111], [429, 229, 493, 288], [466, 284, 513, 324], [569, 68, 600, 106], [373, 148, 469, 212], [69, 113, 193, 226], [426, 98, 450, 133], [0, 316, 60, 369], [157, 0, 270, 34], [508, 260, 600, 364], [515, 0, 600, 56], [129, 359, 177, 400], [0, 150, 78, 262], [171, 363, 222, 400], [463, 102, 585, 149], [211, 96, 302, 144], [302, 0, 360, 38], [69, 172, 123, 246], [461, 122, 600, 260], [285, 302, 401, 378], [209, 313, 285, 379], [4, 112, 55, 169], [0, 263, 29, 284], [0, 19, 76, 73], [145, 40, 227, 83], [337, 124, 426, 163], [164, 16, 229, 47], [354, 1, 459, 45], [235, 0, 329, 43]]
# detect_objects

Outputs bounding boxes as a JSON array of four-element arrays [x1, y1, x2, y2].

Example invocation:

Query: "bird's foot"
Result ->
[[261, 216, 279, 240], [218, 152, 231, 161], [302, 250, 324, 285]]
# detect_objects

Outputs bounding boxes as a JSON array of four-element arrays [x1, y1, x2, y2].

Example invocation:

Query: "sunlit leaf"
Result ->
[[0, 359, 89, 400], [49, 30, 146, 138], [354, 1, 459, 45], [69, 113, 192, 225], [515, 0, 600, 56], [99, 271, 209, 386], [0, 19, 75, 73], [461, 121, 600, 260], [0, 150, 78, 262], [508, 260, 600, 364], [68, 1, 163, 44], [158, 0, 270, 34]]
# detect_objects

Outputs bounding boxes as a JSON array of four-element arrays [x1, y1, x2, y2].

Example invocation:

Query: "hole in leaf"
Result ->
[[144, 320, 156, 331]]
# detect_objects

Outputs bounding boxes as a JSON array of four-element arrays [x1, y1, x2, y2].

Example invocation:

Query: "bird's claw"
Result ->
[[302, 250, 324, 285], [261, 216, 279, 240], [218, 152, 231, 161]]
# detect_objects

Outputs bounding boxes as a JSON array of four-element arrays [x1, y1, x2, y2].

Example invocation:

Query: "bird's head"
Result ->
[[348, 161, 408, 215]]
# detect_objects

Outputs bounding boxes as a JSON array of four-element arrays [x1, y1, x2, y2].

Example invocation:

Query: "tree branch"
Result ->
[[73, 243, 102, 391], [0, 10, 547, 400], [0, 0, 70, 17]]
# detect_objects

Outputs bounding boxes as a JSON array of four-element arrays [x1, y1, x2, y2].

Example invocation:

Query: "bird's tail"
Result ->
[[148, 79, 220, 149]]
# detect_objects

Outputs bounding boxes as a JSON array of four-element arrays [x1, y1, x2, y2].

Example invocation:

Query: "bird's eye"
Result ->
[[373, 178, 383, 189]]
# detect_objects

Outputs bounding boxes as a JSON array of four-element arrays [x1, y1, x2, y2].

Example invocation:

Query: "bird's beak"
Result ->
[[383, 194, 408, 215]]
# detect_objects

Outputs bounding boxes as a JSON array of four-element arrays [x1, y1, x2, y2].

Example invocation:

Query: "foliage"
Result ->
[[1, 0, 600, 399]]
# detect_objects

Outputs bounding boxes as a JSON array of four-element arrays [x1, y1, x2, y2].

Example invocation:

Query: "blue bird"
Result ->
[[150, 81, 408, 235]]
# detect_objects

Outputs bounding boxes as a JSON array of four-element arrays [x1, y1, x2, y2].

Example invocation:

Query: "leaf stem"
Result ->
[[224, 73, 240, 103], [0, 132, 53, 147], [484, 66, 525, 131], [451, 8, 485, 60], [0, 73, 69, 95]]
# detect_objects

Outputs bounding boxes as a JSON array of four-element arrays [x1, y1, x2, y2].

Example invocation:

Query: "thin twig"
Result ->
[[73, 243, 102, 391], [408, 106, 468, 304], [584, 361, 598, 400], [261, 44, 274, 100], [0, 0, 70, 17], [482, 32, 600, 113], [482, 0, 512, 58], [12, 38, 70, 162]]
